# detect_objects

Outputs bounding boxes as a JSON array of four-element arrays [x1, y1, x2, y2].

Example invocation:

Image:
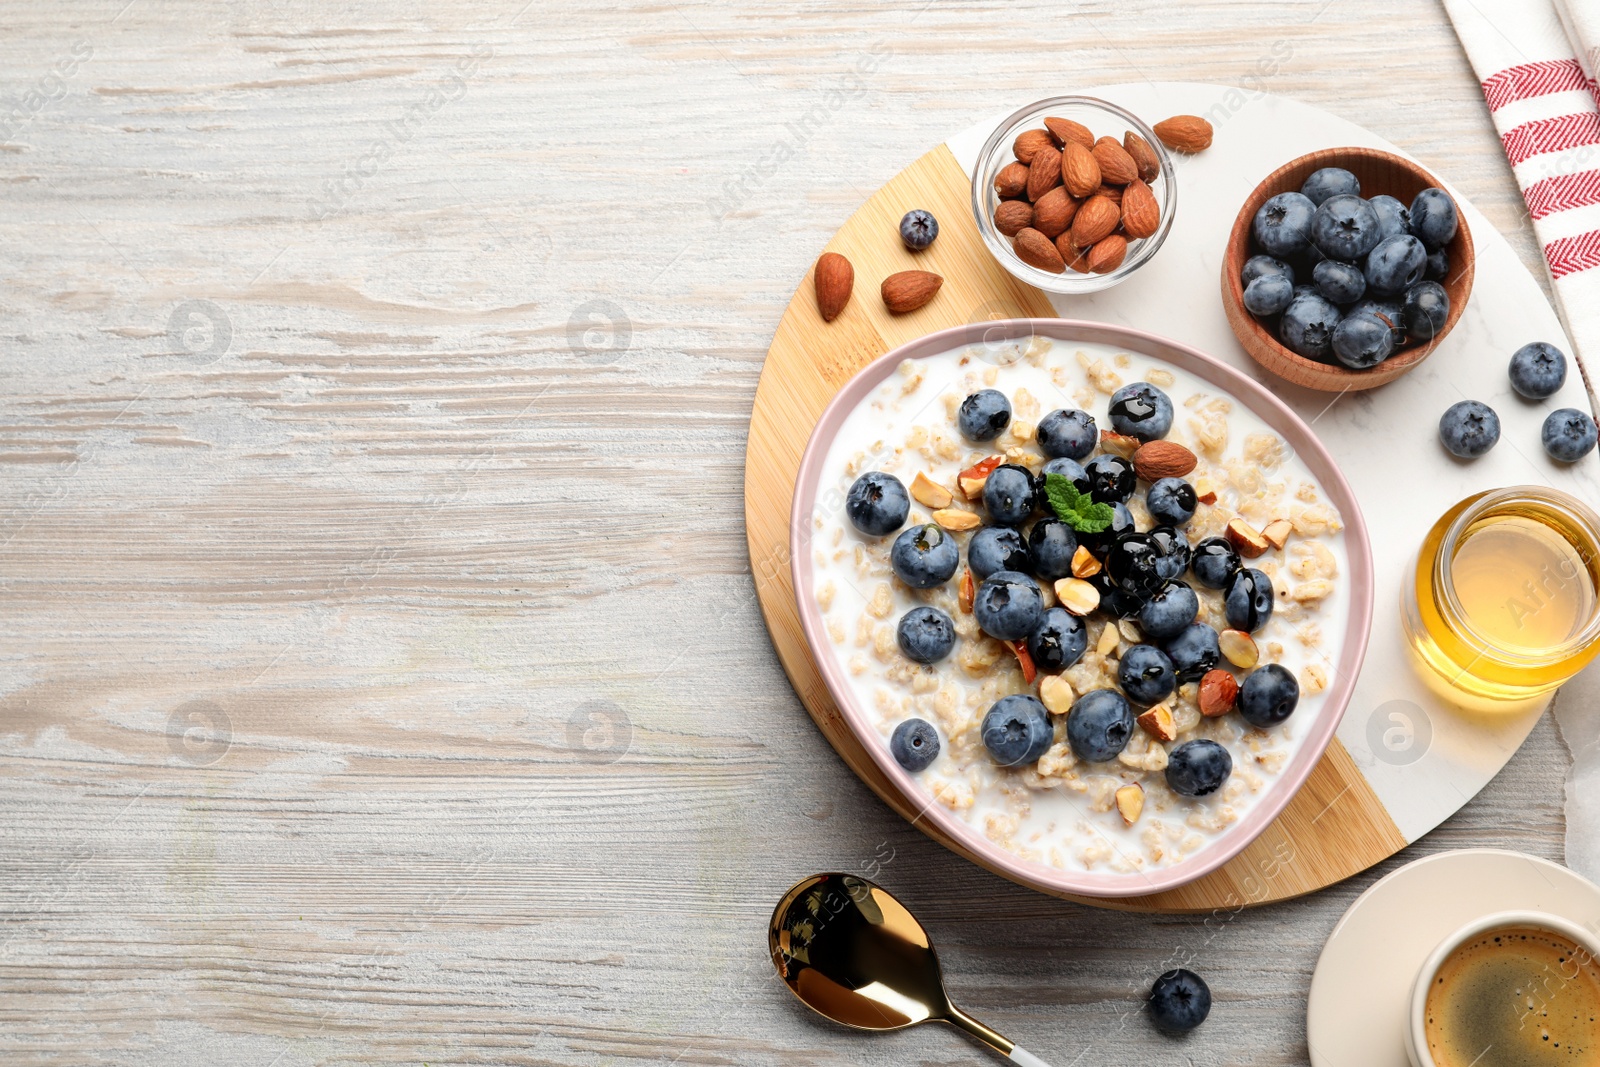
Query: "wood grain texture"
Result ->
[[0, 2, 1577, 1064]]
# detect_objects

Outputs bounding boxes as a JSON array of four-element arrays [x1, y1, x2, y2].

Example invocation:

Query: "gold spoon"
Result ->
[[769, 872, 1054, 1066]]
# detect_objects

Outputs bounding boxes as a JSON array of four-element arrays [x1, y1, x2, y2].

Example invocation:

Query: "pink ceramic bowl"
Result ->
[[790, 319, 1374, 899]]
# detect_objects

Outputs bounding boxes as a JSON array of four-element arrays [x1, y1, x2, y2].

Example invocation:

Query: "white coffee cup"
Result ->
[[1405, 909, 1600, 1067]]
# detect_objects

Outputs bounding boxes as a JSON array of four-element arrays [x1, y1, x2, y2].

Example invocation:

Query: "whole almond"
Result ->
[[1153, 114, 1214, 152], [1069, 194, 1120, 247], [1124, 130, 1161, 183], [1056, 234, 1091, 273], [1026, 147, 1063, 201], [995, 161, 1030, 199], [994, 199, 1034, 237], [1013, 128, 1057, 164], [1060, 141, 1101, 198], [1131, 439, 1197, 480], [881, 270, 943, 313], [1092, 136, 1139, 185], [1013, 227, 1066, 273], [1199, 669, 1239, 717], [1087, 234, 1127, 274], [1121, 179, 1160, 239], [814, 252, 854, 322], [1044, 116, 1095, 150], [1030, 187, 1078, 239]]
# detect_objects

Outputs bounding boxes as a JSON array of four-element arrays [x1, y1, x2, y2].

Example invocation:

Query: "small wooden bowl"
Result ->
[[1221, 146, 1474, 391]]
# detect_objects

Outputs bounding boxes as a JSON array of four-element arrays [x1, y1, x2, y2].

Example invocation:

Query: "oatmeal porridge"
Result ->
[[807, 335, 1351, 876]]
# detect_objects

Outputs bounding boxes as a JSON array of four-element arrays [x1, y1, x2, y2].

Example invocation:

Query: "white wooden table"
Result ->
[[0, 3, 1577, 1064]]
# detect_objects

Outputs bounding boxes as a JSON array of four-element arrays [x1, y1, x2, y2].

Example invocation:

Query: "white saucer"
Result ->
[[1307, 849, 1600, 1067]]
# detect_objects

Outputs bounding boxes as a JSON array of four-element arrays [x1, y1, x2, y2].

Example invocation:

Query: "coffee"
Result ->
[[1424, 925, 1600, 1067]]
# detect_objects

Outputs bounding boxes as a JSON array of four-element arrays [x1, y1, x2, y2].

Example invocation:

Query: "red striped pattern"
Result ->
[[1502, 112, 1600, 165], [1545, 230, 1600, 277], [1483, 59, 1592, 111], [1523, 169, 1600, 219]]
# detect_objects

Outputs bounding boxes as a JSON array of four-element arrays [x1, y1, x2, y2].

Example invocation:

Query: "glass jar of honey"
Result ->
[[1402, 485, 1600, 706]]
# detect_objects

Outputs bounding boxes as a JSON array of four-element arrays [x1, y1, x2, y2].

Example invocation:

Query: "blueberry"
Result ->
[[968, 526, 1031, 580], [1439, 400, 1500, 459], [1241, 254, 1294, 287], [1139, 582, 1200, 642], [1508, 342, 1568, 400], [1027, 517, 1078, 580], [1312, 194, 1382, 261], [1243, 274, 1294, 316], [896, 606, 956, 664], [1149, 526, 1191, 581], [1095, 572, 1150, 619], [983, 463, 1037, 526], [981, 694, 1054, 767], [1364, 234, 1427, 297], [890, 718, 940, 771], [1401, 281, 1450, 342], [1107, 532, 1165, 594], [972, 570, 1044, 641], [1077, 501, 1135, 555], [1330, 312, 1395, 369], [891, 523, 960, 589], [1028, 607, 1087, 672], [1425, 247, 1450, 280], [899, 209, 938, 251], [1279, 292, 1342, 361], [1224, 567, 1274, 632], [1149, 969, 1212, 1033], [1166, 738, 1233, 798], [958, 389, 1011, 441], [1543, 408, 1598, 462], [1238, 663, 1300, 728], [1165, 623, 1221, 683], [1409, 187, 1458, 250], [1084, 454, 1137, 504], [1349, 297, 1406, 344], [1109, 382, 1175, 441], [1190, 537, 1241, 589], [1313, 258, 1367, 305], [1119, 643, 1176, 705], [1038, 457, 1089, 497], [1300, 167, 1360, 206], [1252, 191, 1316, 257], [846, 472, 909, 536], [1367, 194, 1412, 242], [1037, 408, 1097, 460], [1066, 688, 1134, 762], [1146, 478, 1197, 526]]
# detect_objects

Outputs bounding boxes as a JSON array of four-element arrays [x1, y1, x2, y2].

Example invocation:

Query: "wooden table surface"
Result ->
[[0, 2, 1578, 1064]]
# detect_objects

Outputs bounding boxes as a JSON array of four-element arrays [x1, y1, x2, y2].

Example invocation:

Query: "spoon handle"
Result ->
[[943, 1005, 1055, 1066], [1007, 1047, 1054, 1067]]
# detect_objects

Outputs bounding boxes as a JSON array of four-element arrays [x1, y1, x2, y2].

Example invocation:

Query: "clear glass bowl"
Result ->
[[970, 95, 1178, 295]]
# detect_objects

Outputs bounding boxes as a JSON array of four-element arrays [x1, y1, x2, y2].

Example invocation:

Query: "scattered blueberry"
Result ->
[[1439, 400, 1500, 459], [1028, 607, 1087, 672], [1312, 258, 1366, 305], [1330, 312, 1395, 369], [1312, 194, 1382, 261], [1027, 517, 1079, 580], [1166, 738, 1233, 797], [1543, 408, 1598, 462], [1149, 969, 1212, 1033], [1084, 454, 1138, 504], [1165, 623, 1221, 683], [1139, 582, 1200, 642], [1367, 194, 1412, 242], [1066, 688, 1135, 762], [1508, 342, 1568, 400], [846, 472, 909, 536], [1077, 501, 1135, 555], [969, 526, 1031, 579], [1119, 643, 1177, 705], [1037, 408, 1098, 460], [1425, 247, 1449, 280], [1401, 281, 1449, 342], [1146, 478, 1198, 526], [958, 389, 1012, 441], [1243, 274, 1294, 316], [899, 209, 938, 251], [983, 463, 1038, 526], [1107, 532, 1166, 594], [1224, 567, 1274, 632], [1409, 187, 1458, 250], [1279, 292, 1342, 361], [1109, 382, 1176, 441], [1237, 663, 1300, 728], [1301, 166, 1360, 206], [890, 523, 960, 589], [1364, 233, 1427, 297], [972, 570, 1045, 641], [1252, 191, 1317, 257], [1241, 254, 1294, 287], [890, 718, 940, 771], [1038, 456, 1090, 496], [896, 606, 956, 664], [981, 694, 1054, 767], [1190, 537, 1241, 589]]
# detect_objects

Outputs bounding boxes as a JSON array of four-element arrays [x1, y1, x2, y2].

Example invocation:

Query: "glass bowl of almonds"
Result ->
[[971, 95, 1178, 295]]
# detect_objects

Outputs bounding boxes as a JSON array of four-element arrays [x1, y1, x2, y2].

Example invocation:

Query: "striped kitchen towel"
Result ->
[[1555, 0, 1600, 81], [1443, 0, 1600, 414]]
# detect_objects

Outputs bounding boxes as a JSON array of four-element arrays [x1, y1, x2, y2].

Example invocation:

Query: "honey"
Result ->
[[1403, 487, 1600, 705]]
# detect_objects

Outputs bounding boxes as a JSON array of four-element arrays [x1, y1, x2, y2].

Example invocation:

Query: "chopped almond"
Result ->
[[1218, 629, 1259, 669], [910, 471, 953, 509], [1136, 702, 1177, 742], [1039, 673, 1075, 715], [1115, 783, 1144, 825], [1262, 518, 1293, 550], [1071, 545, 1102, 578], [1226, 517, 1270, 558], [932, 508, 982, 532], [1054, 578, 1101, 616]]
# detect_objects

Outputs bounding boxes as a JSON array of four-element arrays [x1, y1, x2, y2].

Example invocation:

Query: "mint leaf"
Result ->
[[1044, 472, 1116, 534]]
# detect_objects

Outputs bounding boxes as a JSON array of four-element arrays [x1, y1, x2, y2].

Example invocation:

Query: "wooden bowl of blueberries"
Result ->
[[1221, 146, 1475, 391]]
